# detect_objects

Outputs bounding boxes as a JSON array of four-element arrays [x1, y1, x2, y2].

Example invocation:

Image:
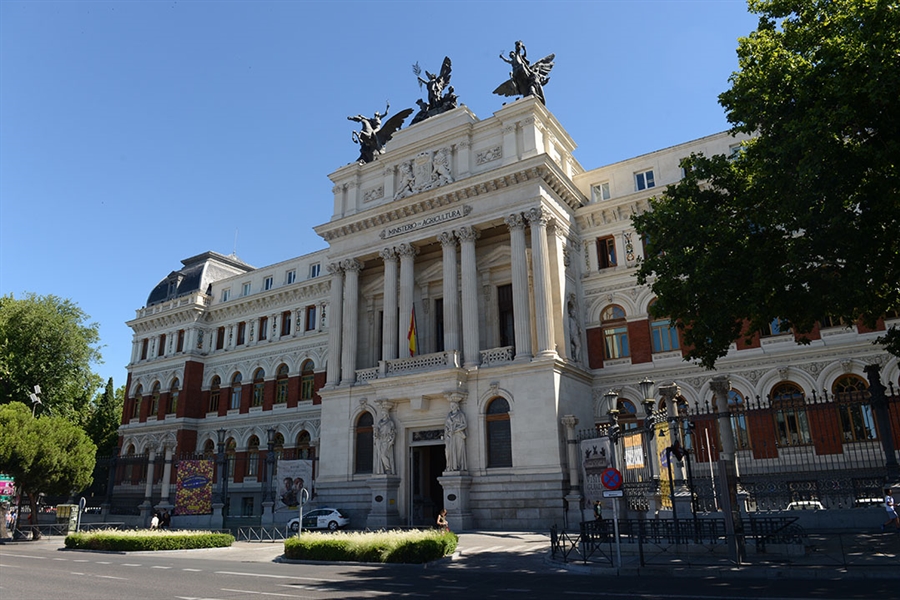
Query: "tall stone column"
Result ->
[[505, 213, 533, 361], [561, 415, 584, 523], [526, 207, 556, 358], [438, 231, 460, 352], [380, 247, 399, 360], [710, 374, 746, 564], [157, 446, 174, 509], [457, 226, 481, 368], [139, 448, 157, 522], [659, 383, 691, 521], [710, 375, 736, 459], [397, 243, 418, 358], [325, 262, 344, 386], [341, 259, 362, 384]]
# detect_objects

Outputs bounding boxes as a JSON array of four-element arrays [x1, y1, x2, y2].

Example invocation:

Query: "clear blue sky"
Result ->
[[0, 0, 757, 392]]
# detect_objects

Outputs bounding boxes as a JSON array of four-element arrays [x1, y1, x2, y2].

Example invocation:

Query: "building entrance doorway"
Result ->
[[409, 444, 446, 527]]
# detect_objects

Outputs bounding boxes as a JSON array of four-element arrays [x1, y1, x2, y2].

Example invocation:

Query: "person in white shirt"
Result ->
[[882, 487, 899, 532]]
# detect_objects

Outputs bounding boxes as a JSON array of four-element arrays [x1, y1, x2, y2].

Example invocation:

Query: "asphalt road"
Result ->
[[0, 533, 893, 600]]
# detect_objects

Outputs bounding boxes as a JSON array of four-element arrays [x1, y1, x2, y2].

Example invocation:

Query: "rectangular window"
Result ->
[[635, 169, 655, 191], [259, 317, 268, 340], [282, 310, 293, 335], [434, 298, 445, 352], [592, 181, 611, 202], [597, 236, 617, 269], [208, 389, 220, 413], [309, 263, 321, 278], [141, 339, 149, 360], [304, 306, 316, 332], [650, 318, 680, 353], [236, 322, 246, 345], [728, 143, 743, 161], [221, 289, 230, 302], [230, 385, 241, 410], [158, 334, 166, 357], [176, 329, 185, 353], [497, 284, 515, 348], [603, 325, 630, 359], [264, 276, 273, 291], [241, 282, 251, 297], [216, 326, 225, 350], [774, 405, 812, 446], [763, 318, 789, 336], [286, 270, 296, 284]]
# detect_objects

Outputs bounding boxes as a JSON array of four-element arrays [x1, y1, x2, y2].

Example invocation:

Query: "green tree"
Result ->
[[0, 293, 103, 423], [85, 378, 124, 456], [633, 0, 900, 369], [0, 403, 96, 539]]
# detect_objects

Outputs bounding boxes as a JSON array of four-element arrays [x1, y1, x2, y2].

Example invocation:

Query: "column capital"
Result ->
[[379, 247, 398, 261], [341, 258, 363, 273], [396, 242, 419, 259], [710, 374, 732, 412], [326, 262, 344, 276], [504, 213, 526, 231], [658, 383, 682, 404], [456, 226, 480, 243], [438, 231, 457, 247], [525, 206, 552, 227], [561, 414, 579, 431]]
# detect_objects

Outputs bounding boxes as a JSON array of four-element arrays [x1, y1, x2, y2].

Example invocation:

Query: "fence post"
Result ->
[[865, 364, 899, 480]]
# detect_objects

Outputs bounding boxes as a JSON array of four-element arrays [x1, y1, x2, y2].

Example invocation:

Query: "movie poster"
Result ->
[[275, 459, 314, 512], [175, 460, 213, 515]]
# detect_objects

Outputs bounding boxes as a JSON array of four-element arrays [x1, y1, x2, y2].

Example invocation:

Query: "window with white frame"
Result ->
[[241, 282, 251, 296], [309, 263, 321, 278], [264, 276, 274, 291], [592, 181, 611, 202], [221, 288, 231, 302], [286, 270, 296, 284], [634, 169, 655, 191]]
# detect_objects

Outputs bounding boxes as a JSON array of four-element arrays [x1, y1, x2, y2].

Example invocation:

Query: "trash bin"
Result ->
[[56, 504, 78, 533]]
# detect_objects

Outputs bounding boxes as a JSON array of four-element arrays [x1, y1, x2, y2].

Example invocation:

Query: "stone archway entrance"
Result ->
[[409, 442, 446, 527]]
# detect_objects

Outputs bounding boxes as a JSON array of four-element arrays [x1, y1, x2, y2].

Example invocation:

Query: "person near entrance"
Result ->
[[437, 508, 449, 532]]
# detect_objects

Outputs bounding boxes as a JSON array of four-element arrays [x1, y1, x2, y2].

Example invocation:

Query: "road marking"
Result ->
[[151, 565, 171, 569], [73, 559, 89, 563], [435, 585, 468, 590], [216, 571, 339, 583], [53, 558, 68, 561], [182, 568, 202, 572], [222, 588, 307, 598], [96, 561, 112, 564], [121, 563, 142, 566]]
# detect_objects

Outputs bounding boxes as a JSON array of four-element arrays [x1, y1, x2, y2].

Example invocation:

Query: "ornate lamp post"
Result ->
[[265, 428, 276, 503], [639, 378, 659, 481], [603, 389, 621, 455], [215, 429, 227, 512]]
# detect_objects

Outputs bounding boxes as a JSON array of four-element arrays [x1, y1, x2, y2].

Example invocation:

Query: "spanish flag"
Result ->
[[407, 305, 418, 357]]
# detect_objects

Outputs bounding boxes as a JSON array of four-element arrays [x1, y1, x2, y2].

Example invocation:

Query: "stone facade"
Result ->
[[115, 96, 899, 530]]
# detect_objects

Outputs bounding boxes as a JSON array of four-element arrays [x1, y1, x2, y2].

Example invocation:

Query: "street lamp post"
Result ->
[[30, 385, 42, 417], [639, 377, 660, 485]]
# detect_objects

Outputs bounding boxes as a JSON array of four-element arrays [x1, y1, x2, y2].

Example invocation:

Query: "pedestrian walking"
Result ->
[[436, 508, 449, 532], [882, 487, 899, 532], [160, 509, 171, 529], [150, 513, 159, 529]]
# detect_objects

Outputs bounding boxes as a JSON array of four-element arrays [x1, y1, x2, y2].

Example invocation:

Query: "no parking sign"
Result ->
[[601, 467, 622, 490]]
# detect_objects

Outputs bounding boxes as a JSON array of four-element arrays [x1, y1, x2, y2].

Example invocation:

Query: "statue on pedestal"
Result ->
[[411, 57, 458, 125], [348, 102, 413, 165], [444, 399, 468, 471]]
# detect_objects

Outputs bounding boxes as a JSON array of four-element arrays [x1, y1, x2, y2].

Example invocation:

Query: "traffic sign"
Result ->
[[603, 490, 624, 498], [601, 467, 623, 490]]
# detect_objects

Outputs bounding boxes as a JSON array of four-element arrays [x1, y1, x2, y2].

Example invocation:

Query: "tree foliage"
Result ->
[[85, 378, 124, 456], [0, 293, 103, 423], [633, 0, 900, 369], [0, 402, 96, 539]]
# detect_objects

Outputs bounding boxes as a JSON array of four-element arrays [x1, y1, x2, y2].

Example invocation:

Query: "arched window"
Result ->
[[247, 435, 260, 477], [355, 412, 374, 474], [601, 305, 630, 359], [275, 364, 289, 404], [617, 399, 638, 431], [728, 389, 751, 450], [833, 375, 876, 442], [167, 378, 179, 415], [486, 397, 512, 468], [771, 382, 811, 447], [252, 368, 265, 407], [209, 376, 221, 413], [273, 432, 285, 462], [226, 438, 237, 478], [296, 430, 312, 460], [649, 300, 680, 353], [230, 372, 243, 410], [202, 439, 215, 459], [131, 385, 143, 419], [300, 360, 315, 400], [149, 382, 161, 417]]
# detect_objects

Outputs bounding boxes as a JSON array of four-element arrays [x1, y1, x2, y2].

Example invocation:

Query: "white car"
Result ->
[[288, 508, 350, 532]]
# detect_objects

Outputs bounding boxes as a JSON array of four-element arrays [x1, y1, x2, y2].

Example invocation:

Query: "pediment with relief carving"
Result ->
[[394, 147, 454, 200]]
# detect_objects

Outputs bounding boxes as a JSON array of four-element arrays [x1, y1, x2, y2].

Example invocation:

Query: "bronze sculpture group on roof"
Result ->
[[347, 40, 555, 165]]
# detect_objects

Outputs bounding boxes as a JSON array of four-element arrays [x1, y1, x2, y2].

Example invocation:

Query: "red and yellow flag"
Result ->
[[407, 306, 418, 356]]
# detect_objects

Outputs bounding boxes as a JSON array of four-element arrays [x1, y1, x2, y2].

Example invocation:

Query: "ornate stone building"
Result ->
[[115, 96, 898, 530]]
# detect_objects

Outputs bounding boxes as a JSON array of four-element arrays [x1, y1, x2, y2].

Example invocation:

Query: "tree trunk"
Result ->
[[27, 490, 42, 540]]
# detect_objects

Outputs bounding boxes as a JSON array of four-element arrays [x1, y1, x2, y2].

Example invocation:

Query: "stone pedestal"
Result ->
[[139, 500, 153, 524], [261, 500, 275, 526], [212, 502, 225, 529], [366, 475, 402, 529], [438, 473, 474, 531], [564, 492, 583, 528]]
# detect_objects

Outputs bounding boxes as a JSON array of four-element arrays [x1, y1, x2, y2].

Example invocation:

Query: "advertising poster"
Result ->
[[624, 433, 644, 469], [275, 459, 314, 512], [174, 460, 213, 515], [0, 475, 15, 503], [579, 438, 611, 504]]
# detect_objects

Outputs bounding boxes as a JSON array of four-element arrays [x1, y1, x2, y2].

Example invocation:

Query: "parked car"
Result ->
[[786, 500, 825, 510], [288, 508, 350, 532]]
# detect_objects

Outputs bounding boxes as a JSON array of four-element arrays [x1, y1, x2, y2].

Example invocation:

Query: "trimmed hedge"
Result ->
[[283, 529, 457, 564], [64, 529, 234, 551]]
